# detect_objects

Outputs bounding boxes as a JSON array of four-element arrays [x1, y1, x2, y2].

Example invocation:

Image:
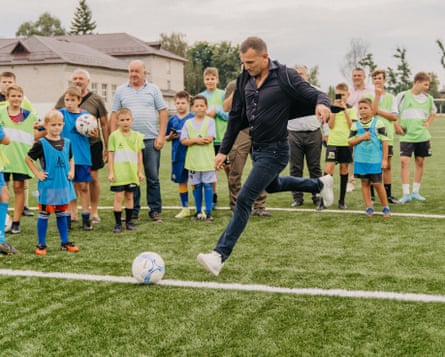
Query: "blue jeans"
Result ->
[[214, 141, 322, 261], [134, 139, 162, 216]]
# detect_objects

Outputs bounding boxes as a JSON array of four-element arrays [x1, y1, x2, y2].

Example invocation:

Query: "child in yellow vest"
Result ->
[[108, 108, 144, 233], [180, 95, 216, 222]]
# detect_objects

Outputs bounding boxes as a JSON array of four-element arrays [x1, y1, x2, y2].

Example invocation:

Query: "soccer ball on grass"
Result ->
[[75, 114, 97, 136], [132, 252, 165, 284]]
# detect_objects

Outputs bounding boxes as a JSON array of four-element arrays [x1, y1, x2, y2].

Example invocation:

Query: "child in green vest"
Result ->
[[180, 95, 216, 222], [393, 72, 436, 203], [199, 67, 229, 209], [108, 108, 144, 233], [0, 84, 39, 234]]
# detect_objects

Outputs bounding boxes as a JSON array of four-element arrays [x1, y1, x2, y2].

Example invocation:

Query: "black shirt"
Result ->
[[219, 59, 330, 154], [28, 137, 72, 170]]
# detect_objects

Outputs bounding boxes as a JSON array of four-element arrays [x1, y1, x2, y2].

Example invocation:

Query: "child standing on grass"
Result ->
[[0, 124, 18, 256], [322, 83, 357, 210], [199, 67, 229, 209], [166, 91, 195, 218], [59, 86, 98, 231], [348, 98, 390, 217], [108, 108, 144, 233], [393, 71, 436, 203], [180, 95, 216, 222], [0, 84, 40, 234], [25, 110, 79, 255]]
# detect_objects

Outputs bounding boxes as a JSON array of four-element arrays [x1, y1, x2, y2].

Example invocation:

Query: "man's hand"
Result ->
[[214, 153, 227, 170], [154, 135, 165, 150], [316, 104, 331, 123]]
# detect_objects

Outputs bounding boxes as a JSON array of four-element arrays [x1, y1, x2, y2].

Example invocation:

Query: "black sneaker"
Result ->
[[0, 241, 19, 255], [205, 214, 214, 222], [82, 221, 93, 231], [150, 212, 162, 223], [126, 222, 137, 231], [11, 222, 20, 234], [388, 196, 401, 204], [22, 206, 34, 217], [112, 224, 123, 234]]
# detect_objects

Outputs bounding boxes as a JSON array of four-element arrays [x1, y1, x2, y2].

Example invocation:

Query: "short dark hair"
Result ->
[[0, 71, 16, 81], [175, 90, 190, 102], [191, 94, 207, 106], [413, 71, 431, 83], [240, 36, 267, 54], [358, 97, 373, 107], [372, 69, 386, 79]]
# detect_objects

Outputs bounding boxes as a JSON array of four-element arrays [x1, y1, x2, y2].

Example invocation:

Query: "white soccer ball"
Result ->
[[5, 214, 11, 233], [75, 113, 97, 136], [132, 252, 165, 284]]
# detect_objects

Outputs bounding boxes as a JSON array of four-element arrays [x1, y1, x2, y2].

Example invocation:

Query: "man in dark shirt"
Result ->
[[197, 36, 334, 276]]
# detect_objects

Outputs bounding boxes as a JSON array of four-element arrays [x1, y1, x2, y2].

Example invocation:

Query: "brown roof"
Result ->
[[55, 33, 187, 62], [0, 36, 128, 71]]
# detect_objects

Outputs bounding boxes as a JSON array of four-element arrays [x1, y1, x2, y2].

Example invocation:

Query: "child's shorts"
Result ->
[[188, 171, 217, 186], [73, 165, 92, 183], [355, 173, 383, 184], [4, 172, 31, 182], [171, 162, 188, 183], [325, 145, 353, 164], [110, 183, 138, 193], [38, 204, 70, 214]]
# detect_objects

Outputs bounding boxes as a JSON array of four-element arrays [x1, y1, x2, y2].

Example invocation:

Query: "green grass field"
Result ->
[[1, 118, 445, 356]]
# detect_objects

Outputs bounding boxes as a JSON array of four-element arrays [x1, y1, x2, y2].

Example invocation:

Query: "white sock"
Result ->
[[402, 184, 410, 195], [412, 182, 421, 193]]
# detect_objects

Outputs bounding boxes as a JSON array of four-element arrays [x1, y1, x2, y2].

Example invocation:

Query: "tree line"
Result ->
[[13, 2, 445, 98]]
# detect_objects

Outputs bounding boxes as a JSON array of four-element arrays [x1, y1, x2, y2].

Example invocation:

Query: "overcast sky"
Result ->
[[2, 0, 445, 91]]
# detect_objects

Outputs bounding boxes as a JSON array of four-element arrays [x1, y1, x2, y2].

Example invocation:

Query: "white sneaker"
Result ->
[[319, 175, 334, 207], [175, 207, 191, 218], [346, 182, 355, 192], [197, 251, 224, 276]]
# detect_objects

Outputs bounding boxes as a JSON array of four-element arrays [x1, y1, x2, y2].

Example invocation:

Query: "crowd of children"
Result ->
[[0, 65, 437, 257]]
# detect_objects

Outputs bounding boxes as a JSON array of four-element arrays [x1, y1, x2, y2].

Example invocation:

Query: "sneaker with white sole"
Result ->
[[411, 192, 426, 201], [399, 194, 412, 204], [175, 207, 191, 218], [318, 175, 334, 207], [197, 251, 224, 276]]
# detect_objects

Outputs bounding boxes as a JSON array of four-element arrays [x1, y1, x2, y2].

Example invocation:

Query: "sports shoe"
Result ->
[[192, 212, 206, 221], [22, 206, 34, 217], [150, 212, 163, 223], [205, 214, 214, 222], [175, 207, 191, 218], [338, 202, 347, 210], [197, 251, 224, 276], [399, 194, 412, 204], [346, 182, 355, 192], [35, 244, 47, 256], [126, 222, 137, 231], [411, 192, 426, 201], [312, 196, 321, 206], [291, 199, 303, 207], [83, 221, 93, 231], [11, 222, 20, 234], [112, 224, 123, 233], [366, 207, 374, 217], [319, 175, 334, 207], [61, 241, 79, 253], [0, 241, 19, 255], [252, 208, 272, 217], [91, 216, 101, 224], [388, 196, 401, 204], [131, 212, 139, 221], [382, 206, 391, 218]]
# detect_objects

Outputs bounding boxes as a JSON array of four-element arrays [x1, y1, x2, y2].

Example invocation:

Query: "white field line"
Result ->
[[20, 205, 443, 219], [2, 269, 445, 304]]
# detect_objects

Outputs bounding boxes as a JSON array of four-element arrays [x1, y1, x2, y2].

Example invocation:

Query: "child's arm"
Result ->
[[348, 130, 371, 146], [137, 150, 144, 182], [67, 157, 74, 180], [25, 156, 47, 181], [181, 136, 208, 146], [0, 135, 10, 145], [381, 140, 389, 169], [424, 112, 436, 128], [328, 113, 336, 129], [108, 151, 115, 182]]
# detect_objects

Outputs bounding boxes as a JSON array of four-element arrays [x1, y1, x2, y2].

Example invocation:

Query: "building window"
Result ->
[[167, 80, 171, 91], [91, 82, 98, 94], [111, 84, 117, 100], [167, 60, 171, 74], [101, 84, 108, 103]]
